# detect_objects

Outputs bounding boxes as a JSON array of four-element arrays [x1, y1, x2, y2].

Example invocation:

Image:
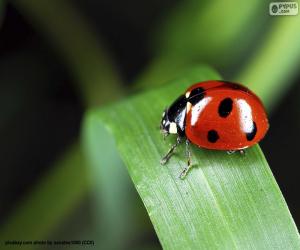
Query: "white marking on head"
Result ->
[[162, 111, 165, 117], [191, 97, 212, 126], [162, 120, 165, 125], [185, 91, 191, 98], [237, 99, 253, 133], [169, 122, 177, 134]]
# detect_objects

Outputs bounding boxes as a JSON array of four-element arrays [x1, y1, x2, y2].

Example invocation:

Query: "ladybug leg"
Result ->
[[239, 149, 246, 155], [186, 139, 191, 166], [227, 150, 236, 155], [227, 149, 246, 155], [160, 136, 182, 165], [179, 140, 192, 179]]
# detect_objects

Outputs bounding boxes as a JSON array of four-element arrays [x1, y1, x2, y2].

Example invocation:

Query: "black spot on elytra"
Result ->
[[188, 87, 205, 105], [207, 130, 219, 143], [246, 121, 257, 141], [218, 98, 233, 118]]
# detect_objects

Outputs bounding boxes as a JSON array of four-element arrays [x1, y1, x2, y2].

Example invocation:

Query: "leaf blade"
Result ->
[[84, 67, 300, 249]]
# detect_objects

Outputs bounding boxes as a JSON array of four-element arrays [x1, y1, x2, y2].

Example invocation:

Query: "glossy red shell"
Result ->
[[185, 81, 269, 150]]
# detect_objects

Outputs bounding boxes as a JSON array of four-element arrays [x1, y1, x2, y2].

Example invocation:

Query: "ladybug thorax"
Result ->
[[160, 95, 187, 136]]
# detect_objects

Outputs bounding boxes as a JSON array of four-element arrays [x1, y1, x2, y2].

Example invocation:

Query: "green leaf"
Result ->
[[0, 144, 90, 246], [1, 1, 132, 247], [83, 116, 149, 249], [83, 66, 300, 249], [135, 0, 269, 92], [237, 14, 300, 111], [152, 0, 268, 68], [12, 0, 124, 107]]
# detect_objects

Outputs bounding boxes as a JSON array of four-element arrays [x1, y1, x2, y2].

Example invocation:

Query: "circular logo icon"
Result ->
[[272, 4, 278, 13]]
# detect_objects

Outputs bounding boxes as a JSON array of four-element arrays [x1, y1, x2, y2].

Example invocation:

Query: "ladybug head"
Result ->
[[160, 95, 187, 136], [160, 108, 176, 136]]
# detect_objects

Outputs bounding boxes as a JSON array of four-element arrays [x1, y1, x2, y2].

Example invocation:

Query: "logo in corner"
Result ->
[[269, 2, 298, 16]]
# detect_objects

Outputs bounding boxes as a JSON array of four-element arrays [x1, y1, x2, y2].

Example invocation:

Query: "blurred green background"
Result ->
[[0, 0, 299, 249]]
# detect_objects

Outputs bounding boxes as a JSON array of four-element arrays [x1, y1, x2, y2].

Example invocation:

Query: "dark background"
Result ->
[[0, 0, 299, 245]]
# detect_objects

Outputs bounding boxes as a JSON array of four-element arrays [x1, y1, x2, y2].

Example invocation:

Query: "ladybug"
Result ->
[[160, 80, 269, 178]]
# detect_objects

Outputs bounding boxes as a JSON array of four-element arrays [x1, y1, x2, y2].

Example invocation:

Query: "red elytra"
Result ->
[[184, 81, 269, 150]]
